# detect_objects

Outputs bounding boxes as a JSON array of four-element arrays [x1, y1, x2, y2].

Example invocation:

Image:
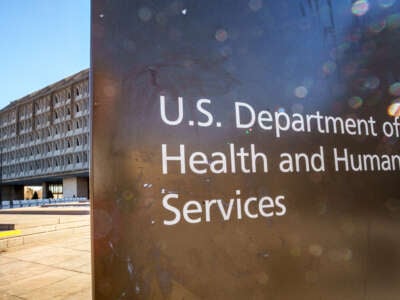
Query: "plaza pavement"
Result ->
[[0, 206, 91, 300]]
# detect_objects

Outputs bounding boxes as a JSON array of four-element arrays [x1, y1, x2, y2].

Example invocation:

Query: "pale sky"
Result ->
[[0, 0, 90, 109]]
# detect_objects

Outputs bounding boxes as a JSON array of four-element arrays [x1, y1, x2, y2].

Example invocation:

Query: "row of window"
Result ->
[[1, 116, 89, 147], [18, 119, 33, 133], [24, 102, 89, 130], [34, 96, 51, 113], [2, 133, 89, 162], [1, 103, 89, 135], [53, 81, 89, 105], [0, 111, 17, 126], [18, 103, 33, 120], [54, 100, 89, 121], [2, 151, 89, 177], [0, 79, 89, 126], [22, 82, 89, 116], [0, 124, 17, 138]]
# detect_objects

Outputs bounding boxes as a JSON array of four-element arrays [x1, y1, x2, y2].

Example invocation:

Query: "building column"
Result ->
[[63, 177, 89, 198], [41, 182, 49, 198]]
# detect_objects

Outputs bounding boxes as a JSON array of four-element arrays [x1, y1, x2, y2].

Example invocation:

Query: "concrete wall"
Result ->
[[63, 177, 89, 198]]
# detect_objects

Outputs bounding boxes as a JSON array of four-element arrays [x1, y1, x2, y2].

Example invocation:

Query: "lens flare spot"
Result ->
[[138, 7, 152, 22], [378, 0, 396, 8], [387, 14, 400, 29], [343, 249, 353, 261], [249, 0, 263, 11], [255, 272, 269, 285], [388, 99, 400, 117], [363, 76, 380, 90], [352, 0, 369, 16], [369, 20, 386, 33], [348, 96, 363, 109], [389, 82, 400, 96], [322, 61, 337, 75], [277, 107, 286, 113], [338, 42, 351, 52], [215, 29, 228, 42], [290, 246, 302, 257], [294, 86, 308, 98], [309, 244, 323, 257]]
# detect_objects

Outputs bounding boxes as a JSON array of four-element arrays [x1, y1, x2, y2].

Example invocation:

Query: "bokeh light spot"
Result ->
[[322, 61, 337, 75], [351, 0, 370, 16], [378, 0, 396, 8], [249, 0, 263, 11], [309, 244, 323, 257], [138, 7, 152, 22], [363, 76, 380, 90], [290, 246, 302, 257], [294, 86, 308, 98], [369, 20, 386, 33], [215, 29, 228, 42], [348, 96, 363, 109], [389, 82, 400, 96], [387, 13, 400, 29], [277, 107, 286, 113], [388, 99, 400, 117]]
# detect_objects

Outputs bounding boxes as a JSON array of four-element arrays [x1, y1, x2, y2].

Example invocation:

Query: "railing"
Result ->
[[0, 197, 88, 209]]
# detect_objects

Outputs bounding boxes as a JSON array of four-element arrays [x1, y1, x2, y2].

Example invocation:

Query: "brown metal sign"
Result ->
[[91, 1, 400, 299]]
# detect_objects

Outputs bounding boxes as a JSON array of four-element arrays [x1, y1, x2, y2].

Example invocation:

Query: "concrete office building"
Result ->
[[0, 69, 90, 200]]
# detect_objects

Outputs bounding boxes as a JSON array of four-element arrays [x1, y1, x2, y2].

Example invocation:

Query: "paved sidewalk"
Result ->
[[0, 225, 91, 299]]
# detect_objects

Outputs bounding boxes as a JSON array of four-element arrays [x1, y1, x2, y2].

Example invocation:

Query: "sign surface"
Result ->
[[91, 1, 400, 299]]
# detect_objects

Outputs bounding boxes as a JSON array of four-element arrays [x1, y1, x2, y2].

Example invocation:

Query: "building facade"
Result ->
[[0, 69, 90, 200]]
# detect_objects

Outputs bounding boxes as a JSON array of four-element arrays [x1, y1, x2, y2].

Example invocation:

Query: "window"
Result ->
[[67, 108, 71, 115], [55, 111, 58, 119], [76, 88, 80, 96], [75, 104, 80, 113], [49, 183, 63, 199]]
